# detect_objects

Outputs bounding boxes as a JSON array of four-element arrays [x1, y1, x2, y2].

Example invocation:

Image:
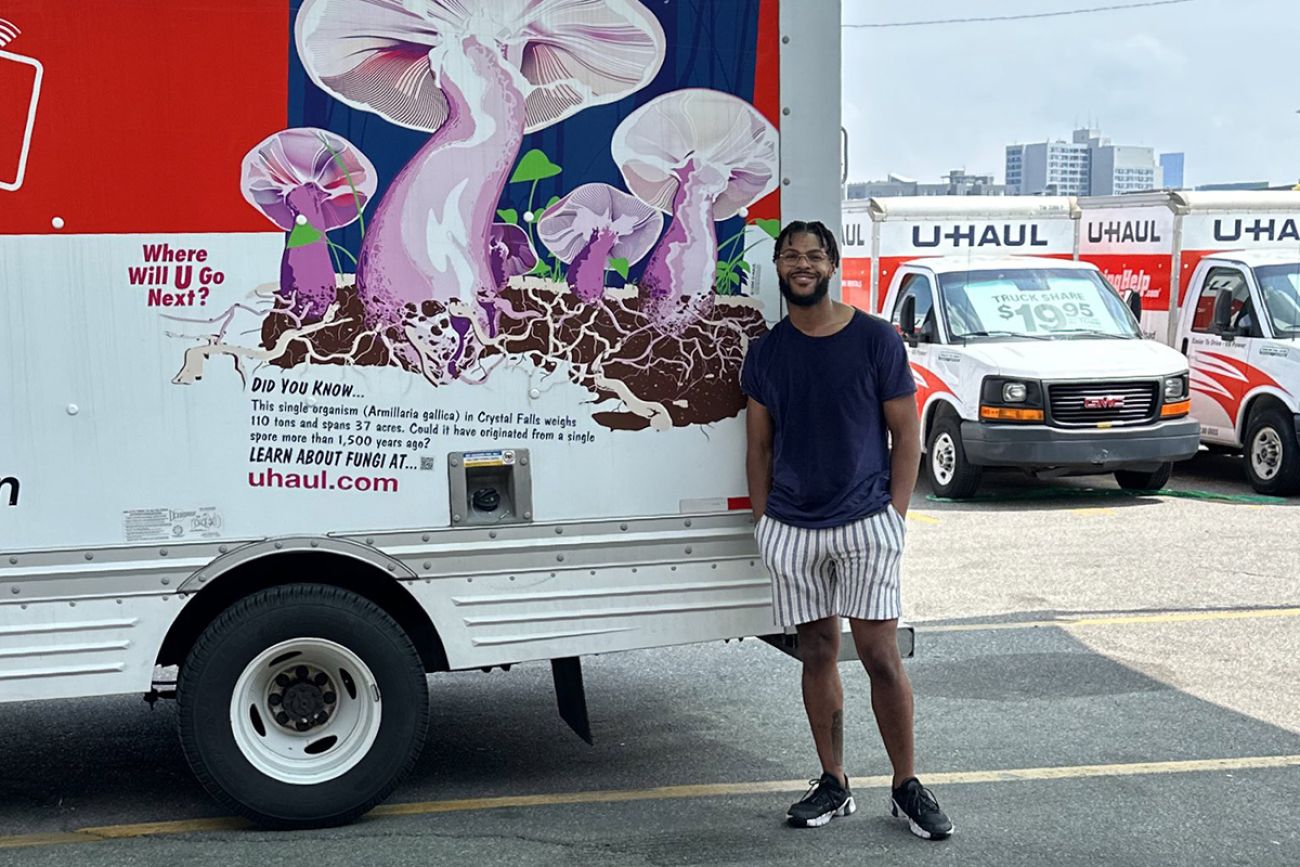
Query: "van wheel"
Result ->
[[926, 416, 982, 499], [1114, 462, 1173, 491], [1244, 406, 1300, 495], [177, 584, 429, 829]]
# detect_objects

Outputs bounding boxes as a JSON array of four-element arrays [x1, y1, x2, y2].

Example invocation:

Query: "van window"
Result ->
[[891, 273, 935, 331], [1191, 267, 1253, 334]]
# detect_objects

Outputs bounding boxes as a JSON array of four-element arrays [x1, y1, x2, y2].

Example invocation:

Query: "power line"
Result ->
[[842, 0, 1196, 29]]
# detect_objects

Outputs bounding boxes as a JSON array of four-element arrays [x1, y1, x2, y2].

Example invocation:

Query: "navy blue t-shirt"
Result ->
[[741, 310, 916, 529]]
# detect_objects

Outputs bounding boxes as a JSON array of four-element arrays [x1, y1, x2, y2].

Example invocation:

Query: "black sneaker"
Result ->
[[890, 777, 953, 839], [787, 772, 855, 828]]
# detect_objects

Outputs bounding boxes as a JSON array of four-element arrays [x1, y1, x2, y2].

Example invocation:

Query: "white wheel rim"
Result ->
[[932, 433, 957, 486], [230, 638, 382, 785], [1251, 427, 1283, 481]]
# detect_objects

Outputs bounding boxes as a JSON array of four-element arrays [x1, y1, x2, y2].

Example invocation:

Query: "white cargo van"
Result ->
[[843, 198, 1200, 498], [0, 0, 857, 828], [1078, 192, 1300, 493]]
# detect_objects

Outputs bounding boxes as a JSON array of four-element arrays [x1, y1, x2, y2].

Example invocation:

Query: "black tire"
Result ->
[[1244, 406, 1300, 495], [177, 584, 429, 829], [1114, 462, 1173, 491], [926, 415, 982, 499]]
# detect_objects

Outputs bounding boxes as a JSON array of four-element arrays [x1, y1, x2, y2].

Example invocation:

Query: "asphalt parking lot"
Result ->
[[1, 448, 1297, 866]]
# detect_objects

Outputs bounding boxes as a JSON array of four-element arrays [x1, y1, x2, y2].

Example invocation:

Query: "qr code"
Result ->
[[420, 456, 435, 471]]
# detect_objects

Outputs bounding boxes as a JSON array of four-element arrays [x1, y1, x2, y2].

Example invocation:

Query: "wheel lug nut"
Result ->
[[275, 673, 291, 688], [315, 711, 329, 723], [323, 691, 337, 704], [268, 694, 282, 707], [313, 673, 328, 687], [295, 666, 309, 681], [295, 720, 311, 732], [275, 712, 290, 726]]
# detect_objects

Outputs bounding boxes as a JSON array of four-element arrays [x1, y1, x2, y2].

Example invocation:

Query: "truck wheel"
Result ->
[[926, 416, 982, 499], [177, 584, 429, 828], [1244, 406, 1300, 495], [1114, 462, 1173, 491]]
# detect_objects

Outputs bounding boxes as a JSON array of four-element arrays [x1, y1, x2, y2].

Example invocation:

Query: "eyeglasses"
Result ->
[[776, 251, 832, 266]]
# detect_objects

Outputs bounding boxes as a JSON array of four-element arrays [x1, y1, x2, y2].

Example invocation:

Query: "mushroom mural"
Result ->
[[488, 222, 538, 290], [611, 88, 779, 325], [240, 128, 377, 319], [295, 0, 666, 326], [535, 183, 663, 303]]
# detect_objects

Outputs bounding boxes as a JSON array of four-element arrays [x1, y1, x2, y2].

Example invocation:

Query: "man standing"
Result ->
[[741, 220, 953, 838]]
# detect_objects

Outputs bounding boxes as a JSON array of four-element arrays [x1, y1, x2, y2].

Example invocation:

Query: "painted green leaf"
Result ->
[[529, 260, 552, 277], [736, 259, 751, 271], [755, 218, 781, 239], [728, 271, 742, 285], [608, 257, 630, 280], [541, 195, 561, 216], [286, 221, 325, 248], [496, 208, 518, 225], [510, 149, 562, 183]]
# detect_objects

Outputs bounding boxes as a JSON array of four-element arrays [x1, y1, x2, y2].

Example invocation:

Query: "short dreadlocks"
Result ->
[[772, 220, 840, 267]]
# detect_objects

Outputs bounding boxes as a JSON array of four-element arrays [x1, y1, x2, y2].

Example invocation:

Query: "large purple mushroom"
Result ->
[[295, 0, 666, 326], [611, 89, 779, 324], [535, 183, 663, 303], [240, 128, 377, 319], [488, 222, 537, 288]]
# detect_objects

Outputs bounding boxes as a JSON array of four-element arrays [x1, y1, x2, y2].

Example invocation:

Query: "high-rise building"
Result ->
[[1005, 128, 1169, 196], [1160, 153, 1185, 189]]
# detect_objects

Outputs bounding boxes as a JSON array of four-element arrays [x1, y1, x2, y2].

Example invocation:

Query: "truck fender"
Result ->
[[158, 536, 448, 674]]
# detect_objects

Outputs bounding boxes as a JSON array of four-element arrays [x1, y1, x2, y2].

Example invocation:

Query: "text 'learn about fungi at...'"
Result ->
[[166, 0, 782, 433]]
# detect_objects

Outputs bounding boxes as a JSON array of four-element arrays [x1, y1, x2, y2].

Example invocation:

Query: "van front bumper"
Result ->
[[961, 418, 1202, 470]]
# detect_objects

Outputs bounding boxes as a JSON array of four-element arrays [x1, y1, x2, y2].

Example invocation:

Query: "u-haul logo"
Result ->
[[1086, 220, 1163, 244], [912, 223, 1050, 249], [843, 220, 868, 247], [1213, 217, 1300, 244]]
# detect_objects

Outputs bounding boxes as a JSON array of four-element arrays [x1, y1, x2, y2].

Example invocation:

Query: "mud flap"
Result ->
[[551, 656, 592, 745]]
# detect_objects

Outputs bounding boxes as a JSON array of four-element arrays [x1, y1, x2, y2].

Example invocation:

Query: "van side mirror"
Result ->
[[1127, 290, 1142, 319], [1212, 290, 1235, 341], [898, 296, 917, 344]]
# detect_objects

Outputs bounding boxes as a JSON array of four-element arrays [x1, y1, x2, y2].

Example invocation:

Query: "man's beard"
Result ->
[[778, 274, 831, 307]]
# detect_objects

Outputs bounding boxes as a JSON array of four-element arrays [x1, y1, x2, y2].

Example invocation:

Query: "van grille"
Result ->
[[1047, 381, 1158, 427]]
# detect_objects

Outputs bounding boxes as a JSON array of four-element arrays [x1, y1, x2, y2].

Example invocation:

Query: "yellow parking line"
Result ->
[[3, 754, 1298, 849], [921, 607, 1300, 633], [906, 512, 940, 525]]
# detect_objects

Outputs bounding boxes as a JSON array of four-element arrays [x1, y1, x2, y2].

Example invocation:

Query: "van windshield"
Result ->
[[937, 268, 1140, 340], [1253, 263, 1300, 337]]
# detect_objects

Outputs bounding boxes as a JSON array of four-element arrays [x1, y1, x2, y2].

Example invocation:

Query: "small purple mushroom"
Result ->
[[241, 127, 377, 319], [296, 0, 666, 326], [611, 89, 778, 324], [535, 183, 663, 303], [488, 222, 537, 288]]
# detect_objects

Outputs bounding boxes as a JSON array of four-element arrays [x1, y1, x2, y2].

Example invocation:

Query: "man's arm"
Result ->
[[883, 392, 921, 517], [745, 397, 774, 522]]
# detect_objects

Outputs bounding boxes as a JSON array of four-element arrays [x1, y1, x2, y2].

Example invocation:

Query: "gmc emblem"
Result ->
[[1084, 396, 1126, 409]]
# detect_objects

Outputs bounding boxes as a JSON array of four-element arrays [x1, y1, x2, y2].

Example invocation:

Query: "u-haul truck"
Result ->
[[842, 197, 1200, 498], [1078, 192, 1300, 494], [0, 0, 863, 830]]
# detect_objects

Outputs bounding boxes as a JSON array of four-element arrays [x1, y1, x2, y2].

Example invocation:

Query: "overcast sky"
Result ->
[[840, 0, 1300, 187]]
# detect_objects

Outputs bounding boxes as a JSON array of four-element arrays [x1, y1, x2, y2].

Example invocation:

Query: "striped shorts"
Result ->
[[755, 507, 906, 627]]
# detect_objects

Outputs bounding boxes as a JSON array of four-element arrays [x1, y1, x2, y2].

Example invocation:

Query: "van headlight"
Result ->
[[1163, 374, 1188, 401], [1002, 381, 1028, 403], [980, 377, 1044, 423]]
